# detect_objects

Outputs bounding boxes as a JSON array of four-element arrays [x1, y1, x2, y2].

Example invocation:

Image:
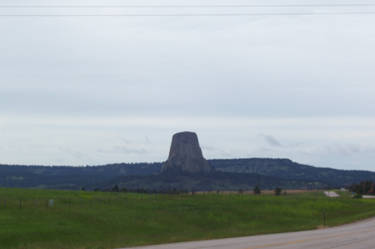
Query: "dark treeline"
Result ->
[[102, 184, 285, 196], [349, 181, 375, 195], [102, 184, 192, 195], [1, 158, 375, 191]]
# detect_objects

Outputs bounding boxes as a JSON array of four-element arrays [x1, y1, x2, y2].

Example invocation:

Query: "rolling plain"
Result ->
[[1, 188, 375, 249]]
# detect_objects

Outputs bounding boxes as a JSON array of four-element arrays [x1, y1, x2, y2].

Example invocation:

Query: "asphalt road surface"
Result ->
[[122, 217, 375, 249]]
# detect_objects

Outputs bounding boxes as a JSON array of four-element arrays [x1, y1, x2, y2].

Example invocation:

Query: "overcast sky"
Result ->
[[0, 0, 374, 170]]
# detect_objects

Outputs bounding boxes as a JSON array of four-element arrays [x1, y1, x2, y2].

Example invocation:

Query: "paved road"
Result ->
[[122, 217, 375, 249]]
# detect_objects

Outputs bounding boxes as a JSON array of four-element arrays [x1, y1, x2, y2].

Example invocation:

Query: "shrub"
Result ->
[[274, 187, 282, 196], [253, 186, 261, 195], [112, 185, 119, 192]]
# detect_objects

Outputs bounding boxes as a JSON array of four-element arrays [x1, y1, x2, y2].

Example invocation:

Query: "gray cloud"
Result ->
[[58, 147, 86, 161], [0, 0, 374, 169], [260, 135, 282, 147], [97, 146, 148, 155], [1, 3, 374, 118], [320, 144, 375, 157], [201, 145, 232, 158]]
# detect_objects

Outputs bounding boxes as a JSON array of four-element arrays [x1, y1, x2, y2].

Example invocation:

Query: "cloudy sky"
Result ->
[[0, 0, 374, 170]]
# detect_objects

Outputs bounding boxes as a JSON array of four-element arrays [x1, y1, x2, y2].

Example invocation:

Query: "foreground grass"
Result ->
[[0, 189, 375, 249]]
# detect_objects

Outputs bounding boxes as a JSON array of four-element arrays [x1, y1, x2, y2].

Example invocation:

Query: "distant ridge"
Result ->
[[1, 158, 374, 190]]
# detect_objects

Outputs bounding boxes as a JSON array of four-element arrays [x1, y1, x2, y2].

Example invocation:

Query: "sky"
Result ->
[[0, 0, 374, 170]]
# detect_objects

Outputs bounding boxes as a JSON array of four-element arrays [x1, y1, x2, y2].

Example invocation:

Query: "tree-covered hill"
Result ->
[[0, 158, 373, 190], [212, 158, 375, 187], [0, 163, 161, 189]]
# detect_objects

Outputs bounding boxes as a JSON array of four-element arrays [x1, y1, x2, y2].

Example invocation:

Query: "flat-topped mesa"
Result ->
[[162, 131, 213, 174]]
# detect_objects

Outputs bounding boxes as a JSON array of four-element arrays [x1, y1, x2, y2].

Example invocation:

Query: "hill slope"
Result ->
[[0, 158, 373, 190], [212, 158, 375, 187]]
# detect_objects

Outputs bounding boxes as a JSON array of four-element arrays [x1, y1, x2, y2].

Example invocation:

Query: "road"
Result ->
[[122, 217, 375, 249]]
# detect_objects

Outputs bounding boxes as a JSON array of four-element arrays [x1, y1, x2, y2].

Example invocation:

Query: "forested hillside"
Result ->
[[0, 158, 373, 190]]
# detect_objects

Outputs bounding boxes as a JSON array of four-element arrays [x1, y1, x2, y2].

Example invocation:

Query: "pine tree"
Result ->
[[253, 186, 261, 195]]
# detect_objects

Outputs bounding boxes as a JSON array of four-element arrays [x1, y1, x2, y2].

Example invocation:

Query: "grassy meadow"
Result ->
[[0, 188, 375, 249]]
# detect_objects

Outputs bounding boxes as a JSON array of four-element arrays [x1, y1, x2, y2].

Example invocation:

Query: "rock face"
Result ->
[[162, 132, 213, 174]]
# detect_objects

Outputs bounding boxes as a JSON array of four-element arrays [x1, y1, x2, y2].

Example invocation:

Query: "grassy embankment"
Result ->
[[0, 188, 374, 249]]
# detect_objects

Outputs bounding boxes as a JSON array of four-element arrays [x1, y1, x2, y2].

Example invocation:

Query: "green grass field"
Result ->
[[0, 188, 375, 249]]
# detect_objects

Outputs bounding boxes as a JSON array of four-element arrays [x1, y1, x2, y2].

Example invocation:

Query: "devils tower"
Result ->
[[162, 131, 213, 174]]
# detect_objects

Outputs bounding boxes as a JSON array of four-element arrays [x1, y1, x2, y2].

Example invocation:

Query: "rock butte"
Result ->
[[162, 131, 213, 174]]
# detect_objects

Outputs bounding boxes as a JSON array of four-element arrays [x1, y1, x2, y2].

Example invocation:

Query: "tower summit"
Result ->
[[162, 131, 213, 174]]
